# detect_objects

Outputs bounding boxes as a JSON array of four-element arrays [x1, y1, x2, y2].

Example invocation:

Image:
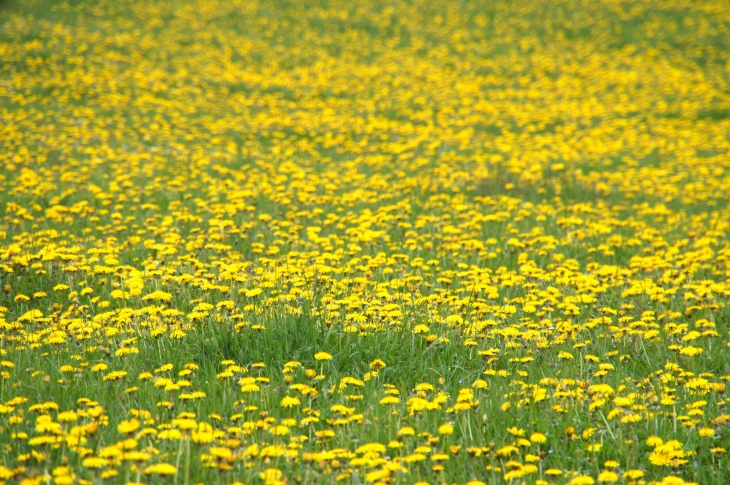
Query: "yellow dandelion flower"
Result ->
[[143, 463, 177, 475], [118, 418, 140, 435], [598, 471, 618, 483]]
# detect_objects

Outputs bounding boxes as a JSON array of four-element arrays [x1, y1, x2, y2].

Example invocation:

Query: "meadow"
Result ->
[[1, 0, 730, 484]]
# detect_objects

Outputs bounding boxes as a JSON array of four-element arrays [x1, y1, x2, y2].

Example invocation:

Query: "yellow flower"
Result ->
[[173, 419, 197, 431], [189, 422, 213, 444], [598, 471, 618, 482], [260, 468, 282, 481], [81, 457, 109, 469], [209, 447, 233, 459], [623, 470, 645, 480], [496, 445, 518, 457], [280, 396, 300, 408], [269, 425, 289, 436], [103, 371, 127, 381], [529, 432, 547, 444], [569, 477, 595, 485], [57, 411, 78, 423], [647, 436, 663, 447], [679, 346, 703, 356], [115, 347, 139, 357], [369, 359, 386, 370], [141, 291, 173, 302], [314, 351, 332, 361], [117, 418, 140, 434], [660, 477, 690, 484], [143, 463, 177, 475]]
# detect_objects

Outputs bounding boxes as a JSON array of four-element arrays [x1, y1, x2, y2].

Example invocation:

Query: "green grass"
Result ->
[[1, 0, 730, 484]]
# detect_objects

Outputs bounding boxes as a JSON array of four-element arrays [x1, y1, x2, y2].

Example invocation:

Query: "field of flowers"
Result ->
[[1, 0, 730, 484]]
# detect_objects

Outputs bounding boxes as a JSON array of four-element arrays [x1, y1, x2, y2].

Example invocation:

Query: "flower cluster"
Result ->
[[1, 0, 729, 484]]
